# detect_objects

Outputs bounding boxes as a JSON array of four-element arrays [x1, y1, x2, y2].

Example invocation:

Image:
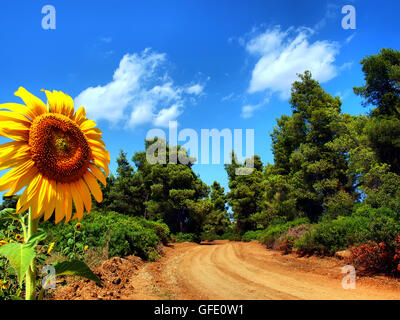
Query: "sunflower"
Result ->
[[0, 87, 110, 223], [15, 234, 23, 241], [75, 222, 82, 231]]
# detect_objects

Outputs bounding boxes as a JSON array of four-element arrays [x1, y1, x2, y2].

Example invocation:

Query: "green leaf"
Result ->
[[26, 231, 47, 246], [0, 242, 36, 285], [0, 208, 20, 221], [53, 260, 101, 283]]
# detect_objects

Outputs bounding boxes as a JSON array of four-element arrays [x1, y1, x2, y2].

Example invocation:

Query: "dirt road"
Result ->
[[53, 240, 400, 300], [134, 240, 400, 300]]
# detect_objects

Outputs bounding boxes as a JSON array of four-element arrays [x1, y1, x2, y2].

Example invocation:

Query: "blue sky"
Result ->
[[0, 0, 399, 191]]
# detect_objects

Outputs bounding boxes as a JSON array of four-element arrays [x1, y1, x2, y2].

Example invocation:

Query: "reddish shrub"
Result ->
[[350, 241, 394, 274], [279, 237, 294, 255]]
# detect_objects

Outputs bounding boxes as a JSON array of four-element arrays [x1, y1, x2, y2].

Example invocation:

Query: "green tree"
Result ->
[[225, 154, 264, 234], [354, 48, 400, 174], [132, 138, 209, 234], [269, 71, 357, 221], [202, 181, 230, 237], [107, 150, 145, 216]]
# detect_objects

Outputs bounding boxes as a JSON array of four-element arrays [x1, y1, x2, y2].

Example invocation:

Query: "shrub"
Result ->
[[43, 211, 170, 261], [279, 236, 295, 254], [200, 230, 218, 242], [219, 232, 242, 241], [171, 232, 200, 243], [351, 205, 400, 245], [349, 241, 394, 274], [294, 206, 400, 257], [242, 230, 263, 242], [294, 230, 316, 255], [258, 218, 310, 248], [276, 224, 311, 253]]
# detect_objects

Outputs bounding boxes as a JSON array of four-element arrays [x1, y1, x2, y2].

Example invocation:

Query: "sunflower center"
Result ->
[[29, 113, 92, 183]]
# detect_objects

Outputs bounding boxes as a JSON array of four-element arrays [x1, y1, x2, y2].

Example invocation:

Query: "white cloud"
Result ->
[[246, 26, 340, 100], [154, 104, 182, 127], [75, 48, 204, 128], [345, 33, 356, 44], [314, 3, 339, 31], [221, 93, 234, 102], [241, 104, 261, 119], [185, 84, 204, 95]]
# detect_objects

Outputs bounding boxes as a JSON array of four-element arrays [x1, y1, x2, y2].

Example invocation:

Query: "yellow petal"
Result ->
[[0, 103, 36, 120], [63, 183, 72, 223], [16, 187, 29, 214], [44, 180, 56, 222], [93, 158, 109, 176], [0, 123, 29, 141], [36, 177, 49, 215], [0, 111, 32, 126], [55, 182, 65, 224], [73, 106, 86, 125], [92, 149, 110, 164], [14, 87, 46, 117], [0, 144, 30, 162], [0, 158, 34, 191], [83, 171, 102, 202], [4, 165, 38, 196], [71, 182, 84, 220], [89, 164, 106, 186], [0, 141, 28, 157], [43, 90, 74, 118], [76, 179, 91, 213], [80, 119, 97, 131], [88, 138, 106, 148], [0, 154, 31, 171]]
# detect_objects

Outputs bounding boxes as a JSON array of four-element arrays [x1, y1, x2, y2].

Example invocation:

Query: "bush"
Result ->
[[276, 224, 311, 253], [258, 218, 310, 248], [293, 205, 400, 256], [350, 241, 394, 274], [171, 232, 200, 243], [219, 232, 242, 241], [279, 236, 295, 254], [43, 211, 170, 261], [200, 231, 218, 242], [242, 230, 263, 242], [294, 230, 316, 255]]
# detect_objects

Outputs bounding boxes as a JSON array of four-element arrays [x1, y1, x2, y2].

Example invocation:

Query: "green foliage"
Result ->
[[0, 242, 35, 285], [43, 211, 170, 261], [53, 260, 101, 283], [294, 205, 400, 255], [219, 232, 242, 241], [242, 230, 263, 242], [258, 218, 310, 248], [354, 48, 400, 117], [171, 232, 199, 243], [225, 154, 265, 234], [98, 139, 209, 237], [354, 48, 400, 174]]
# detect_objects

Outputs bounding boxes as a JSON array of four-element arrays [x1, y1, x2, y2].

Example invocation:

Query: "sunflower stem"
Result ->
[[25, 207, 38, 300]]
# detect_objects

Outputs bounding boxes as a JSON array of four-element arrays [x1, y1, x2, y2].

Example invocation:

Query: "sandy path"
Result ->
[[134, 240, 400, 300]]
